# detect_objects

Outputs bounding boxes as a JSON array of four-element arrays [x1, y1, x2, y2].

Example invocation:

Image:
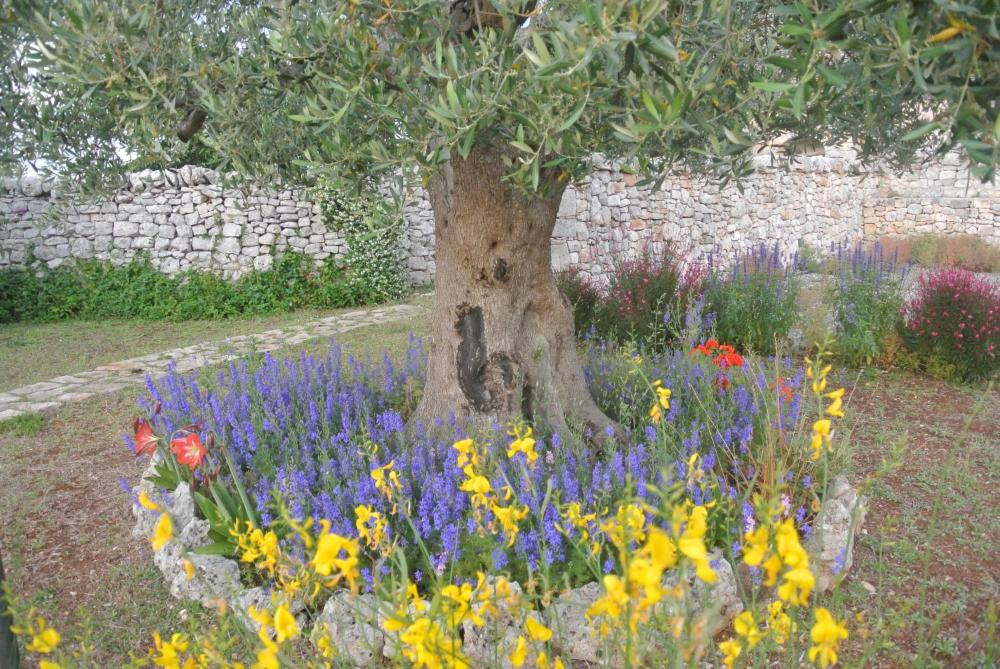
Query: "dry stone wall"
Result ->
[[2, 152, 997, 286], [0, 166, 347, 279]]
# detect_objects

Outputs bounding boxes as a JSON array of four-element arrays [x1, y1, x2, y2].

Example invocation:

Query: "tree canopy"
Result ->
[[2, 0, 998, 189]]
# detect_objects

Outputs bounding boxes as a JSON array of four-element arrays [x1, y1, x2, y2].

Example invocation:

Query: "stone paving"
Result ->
[[0, 303, 427, 421]]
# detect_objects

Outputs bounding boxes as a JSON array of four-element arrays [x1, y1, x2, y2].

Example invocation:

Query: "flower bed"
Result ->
[[126, 334, 867, 668]]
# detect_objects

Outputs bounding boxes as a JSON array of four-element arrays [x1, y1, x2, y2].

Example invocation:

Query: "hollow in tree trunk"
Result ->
[[413, 144, 614, 440]]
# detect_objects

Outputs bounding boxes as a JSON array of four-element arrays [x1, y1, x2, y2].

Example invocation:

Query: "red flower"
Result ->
[[774, 377, 794, 403], [133, 418, 158, 458], [714, 351, 744, 369], [714, 376, 730, 392], [171, 433, 207, 469]]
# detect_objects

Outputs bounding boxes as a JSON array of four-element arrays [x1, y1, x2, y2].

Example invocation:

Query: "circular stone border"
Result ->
[[131, 456, 866, 667]]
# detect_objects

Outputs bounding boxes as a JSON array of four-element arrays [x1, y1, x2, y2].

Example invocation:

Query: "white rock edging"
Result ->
[[809, 475, 867, 592]]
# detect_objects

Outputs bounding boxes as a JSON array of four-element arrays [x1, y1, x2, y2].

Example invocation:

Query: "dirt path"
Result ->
[[844, 371, 1000, 668]]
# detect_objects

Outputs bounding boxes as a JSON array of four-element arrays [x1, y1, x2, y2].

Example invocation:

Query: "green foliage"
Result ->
[[828, 244, 905, 367], [831, 278, 903, 367], [4, 1, 996, 190], [704, 253, 800, 355], [0, 251, 405, 324], [317, 186, 408, 304], [0, 413, 45, 438]]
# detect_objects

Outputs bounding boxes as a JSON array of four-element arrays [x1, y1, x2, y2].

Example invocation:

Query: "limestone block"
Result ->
[[113, 220, 140, 237]]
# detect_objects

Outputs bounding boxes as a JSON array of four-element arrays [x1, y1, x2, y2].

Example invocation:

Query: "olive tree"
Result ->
[[3, 0, 997, 434]]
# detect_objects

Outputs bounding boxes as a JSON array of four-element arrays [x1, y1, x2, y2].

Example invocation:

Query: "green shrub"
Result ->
[[0, 412, 45, 437], [237, 252, 316, 314], [0, 267, 43, 322], [0, 248, 393, 323], [704, 245, 799, 355], [317, 185, 408, 303], [311, 257, 359, 308], [76, 258, 179, 319], [174, 271, 242, 320]]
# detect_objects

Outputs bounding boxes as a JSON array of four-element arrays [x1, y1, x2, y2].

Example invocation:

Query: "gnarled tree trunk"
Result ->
[[414, 144, 613, 439]]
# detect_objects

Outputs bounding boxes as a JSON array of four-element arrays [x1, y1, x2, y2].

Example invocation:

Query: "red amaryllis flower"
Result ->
[[171, 433, 207, 469], [714, 351, 744, 369], [691, 339, 723, 357], [133, 418, 158, 457]]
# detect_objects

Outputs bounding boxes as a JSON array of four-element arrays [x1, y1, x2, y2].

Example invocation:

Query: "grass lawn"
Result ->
[[1, 308, 997, 667], [0, 291, 432, 393]]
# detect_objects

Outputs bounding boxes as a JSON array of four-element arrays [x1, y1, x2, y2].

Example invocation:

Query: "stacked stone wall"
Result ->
[[2, 152, 997, 285]]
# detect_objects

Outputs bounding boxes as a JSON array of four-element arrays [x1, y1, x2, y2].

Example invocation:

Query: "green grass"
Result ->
[[0, 412, 45, 437]]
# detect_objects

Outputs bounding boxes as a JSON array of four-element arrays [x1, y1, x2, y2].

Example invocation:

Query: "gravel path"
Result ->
[[0, 303, 427, 421]]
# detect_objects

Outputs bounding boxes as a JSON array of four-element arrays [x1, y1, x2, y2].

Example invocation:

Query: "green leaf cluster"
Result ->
[[3, 0, 995, 190]]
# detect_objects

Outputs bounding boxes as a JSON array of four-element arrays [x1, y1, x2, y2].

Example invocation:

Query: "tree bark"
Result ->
[[414, 144, 613, 440]]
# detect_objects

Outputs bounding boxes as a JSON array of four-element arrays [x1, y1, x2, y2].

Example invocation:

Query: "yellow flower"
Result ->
[[273, 603, 299, 643], [491, 503, 529, 546], [151, 632, 189, 669], [138, 490, 161, 511], [810, 419, 833, 460], [453, 438, 479, 469], [441, 582, 481, 627], [355, 505, 387, 551], [398, 617, 468, 669], [742, 526, 769, 567], [25, 618, 60, 654], [311, 521, 360, 590], [525, 617, 552, 642], [459, 465, 493, 510], [560, 502, 597, 541], [252, 639, 280, 669], [808, 607, 849, 668], [649, 403, 663, 424], [600, 503, 646, 549], [768, 600, 794, 644], [825, 388, 845, 418], [677, 505, 716, 583], [718, 639, 741, 669], [371, 460, 403, 506], [510, 635, 528, 667], [316, 624, 336, 658], [39, 662, 63, 669], [655, 382, 672, 409], [182, 559, 196, 582], [151, 513, 173, 551], [230, 522, 281, 575], [507, 425, 538, 466], [733, 611, 764, 649], [585, 574, 629, 621], [640, 526, 677, 570]]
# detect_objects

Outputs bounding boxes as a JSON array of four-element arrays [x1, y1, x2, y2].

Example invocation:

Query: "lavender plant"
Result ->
[[703, 244, 800, 355], [133, 318, 831, 592], [828, 241, 906, 367]]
